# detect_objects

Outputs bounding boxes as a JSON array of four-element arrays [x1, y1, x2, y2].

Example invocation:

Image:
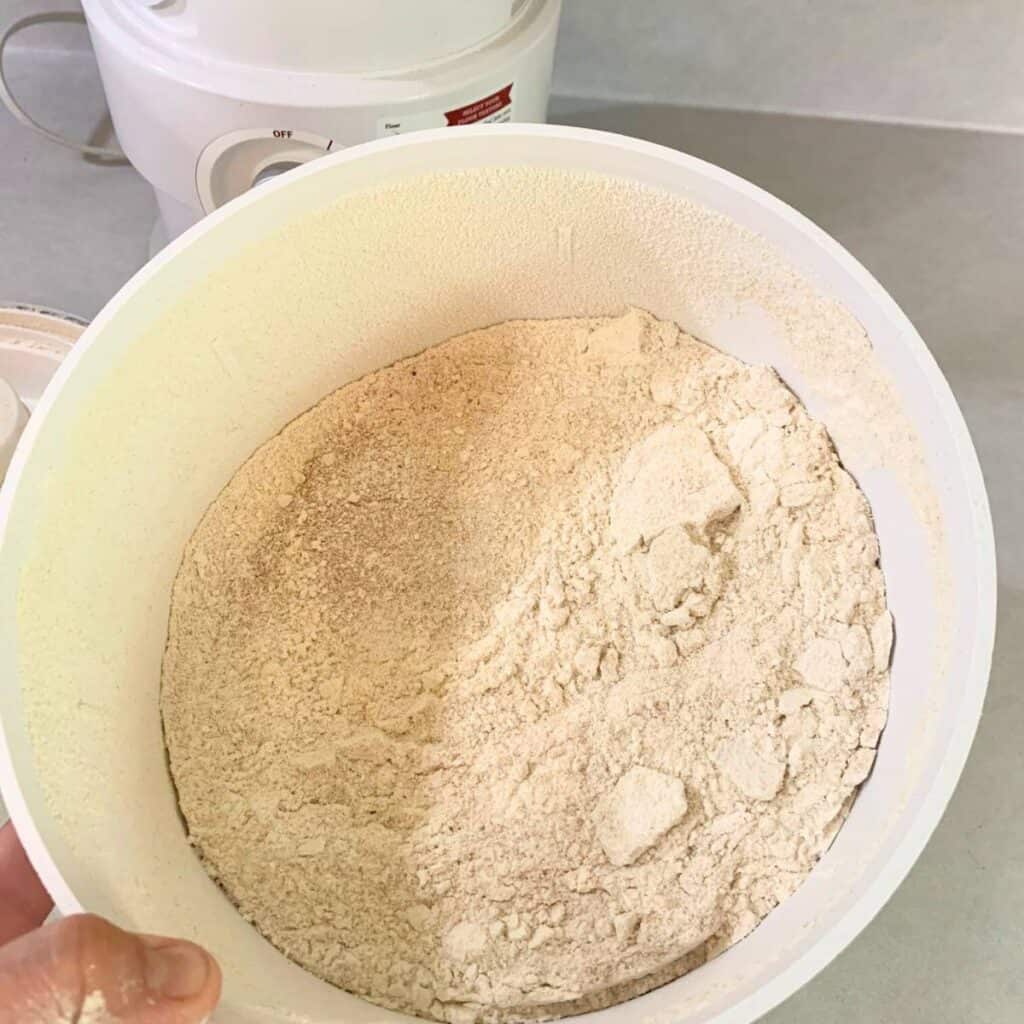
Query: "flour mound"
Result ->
[[162, 309, 891, 1023]]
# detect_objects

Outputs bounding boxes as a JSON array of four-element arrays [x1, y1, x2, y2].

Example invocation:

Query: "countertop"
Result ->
[[1, 50, 1021, 1024]]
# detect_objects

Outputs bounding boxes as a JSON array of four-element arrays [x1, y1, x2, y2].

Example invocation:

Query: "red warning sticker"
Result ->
[[444, 84, 514, 126], [378, 83, 515, 137]]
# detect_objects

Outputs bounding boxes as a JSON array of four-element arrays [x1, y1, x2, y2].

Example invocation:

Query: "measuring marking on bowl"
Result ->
[[0, 127, 995, 1024]]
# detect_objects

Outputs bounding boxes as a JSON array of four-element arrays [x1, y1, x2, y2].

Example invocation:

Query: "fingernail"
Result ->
[[142, 938, 212, 1000]]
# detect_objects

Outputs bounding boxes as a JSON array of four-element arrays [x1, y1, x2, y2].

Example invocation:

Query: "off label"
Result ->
[[378, 83, 514, 137]]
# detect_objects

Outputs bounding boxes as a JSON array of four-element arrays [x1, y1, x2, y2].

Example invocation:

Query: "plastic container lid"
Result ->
[[0, 304, 83, 479], [88, 0, 516, 74]]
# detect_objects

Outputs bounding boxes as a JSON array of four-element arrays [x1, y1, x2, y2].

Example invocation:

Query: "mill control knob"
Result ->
[[196, 129, 335, 212], [251, 161, 304, 189]]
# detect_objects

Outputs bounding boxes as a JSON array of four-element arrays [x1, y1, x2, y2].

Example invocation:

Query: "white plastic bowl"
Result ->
[[0, 126, 995, 1024]]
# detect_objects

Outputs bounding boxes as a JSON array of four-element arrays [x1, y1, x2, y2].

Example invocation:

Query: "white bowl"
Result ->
[[0, 126, 995, 1024]]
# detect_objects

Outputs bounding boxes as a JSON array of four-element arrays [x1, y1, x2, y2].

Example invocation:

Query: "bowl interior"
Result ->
[[0, 129, 994, 1024]]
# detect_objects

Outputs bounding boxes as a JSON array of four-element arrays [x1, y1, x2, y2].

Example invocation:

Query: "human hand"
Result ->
[[0, 820, 221, 1022]]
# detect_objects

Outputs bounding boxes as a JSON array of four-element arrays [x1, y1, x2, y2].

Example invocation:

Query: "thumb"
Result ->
[[0, 913, 221, 1023]]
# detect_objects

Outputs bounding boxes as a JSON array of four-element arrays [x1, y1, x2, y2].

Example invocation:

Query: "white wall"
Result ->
[[554, 0, 1024, 131]]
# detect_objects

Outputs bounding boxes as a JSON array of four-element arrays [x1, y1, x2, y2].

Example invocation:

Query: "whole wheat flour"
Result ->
[[162, 309, 891, 1023]]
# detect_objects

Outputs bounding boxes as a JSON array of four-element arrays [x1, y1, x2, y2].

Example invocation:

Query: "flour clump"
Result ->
[[162, 309, 891, 1022]]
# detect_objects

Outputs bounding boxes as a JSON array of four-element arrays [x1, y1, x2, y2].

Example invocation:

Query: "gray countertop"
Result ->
[[2, 51, 1021, 1024]]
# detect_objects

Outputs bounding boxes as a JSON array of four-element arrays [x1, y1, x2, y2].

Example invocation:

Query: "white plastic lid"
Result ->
[[0, 304, 82, 478], [0, 379, 28, 481], [107, 0, 516, 73]]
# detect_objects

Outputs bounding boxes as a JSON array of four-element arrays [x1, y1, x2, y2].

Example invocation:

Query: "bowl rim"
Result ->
[[0, 123, 997, 1023]]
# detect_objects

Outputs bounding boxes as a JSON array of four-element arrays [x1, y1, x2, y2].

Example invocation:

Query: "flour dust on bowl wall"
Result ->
[[0, 127, 995, 1024]]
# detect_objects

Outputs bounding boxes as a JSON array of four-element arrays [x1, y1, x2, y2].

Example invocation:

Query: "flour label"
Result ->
[[378, 83, 514, 137]]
